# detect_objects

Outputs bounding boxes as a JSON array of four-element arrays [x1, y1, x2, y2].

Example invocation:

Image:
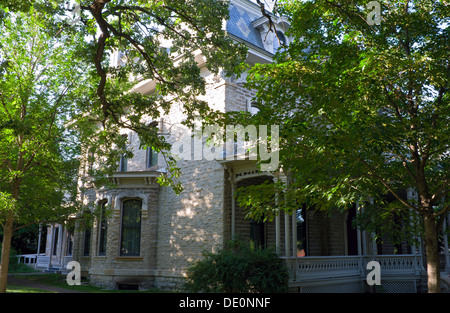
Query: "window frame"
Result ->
[[97, 201, 108, 256], [146, 146, 158, 168], [119, 198, 142, 257]]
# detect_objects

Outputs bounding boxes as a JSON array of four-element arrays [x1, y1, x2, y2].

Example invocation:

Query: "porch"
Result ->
[[283, 254, 425, 293], [19, 223, 74, 272], [220, 161, 450, 293]]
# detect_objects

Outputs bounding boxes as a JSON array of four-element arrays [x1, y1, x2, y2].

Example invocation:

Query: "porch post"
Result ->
[[284, 213, 290, 258], [292, 212, 297, 257], [48, 224, 54, 269], [231, 180, 235, 239], [35, 224, 42, 268], [60, 224, 66, 267], [356, 202, 362, 256], [274, 174, 281, 254], [276, 214, 280, 255], [225, 165, 236, 239], [445, 214, 450, 273], [359, 201, 367, 256], [369, 198, 377, 256]]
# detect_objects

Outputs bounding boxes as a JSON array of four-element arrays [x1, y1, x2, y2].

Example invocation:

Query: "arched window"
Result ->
[[146, 121, 159, 168], [273, 31, 287, 52], [98, 201, 108, 256], [120, 199, 142, 256], [249, 101, 260, 115], [147, 147, 158, 168]]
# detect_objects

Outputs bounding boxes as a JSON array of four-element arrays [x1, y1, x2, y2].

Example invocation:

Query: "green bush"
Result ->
[[0, 246, 37, 273], [185, 240, 288, 293]]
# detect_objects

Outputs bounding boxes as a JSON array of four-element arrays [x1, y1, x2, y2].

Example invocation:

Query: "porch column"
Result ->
[[284, 213, 290, 258], [275, 214, 280, 255], [60, 225, 66, 267], [35, 224, 42, 267], [356, 202, 362, 256], [369, 198, 377, 256], [48, 224, 54, 268], [231, 180, 235, 239], [225, 165, 236, 239], [445, 214, 450, 273], [274, 175, 281, 254], [292, 212, 297, 257]]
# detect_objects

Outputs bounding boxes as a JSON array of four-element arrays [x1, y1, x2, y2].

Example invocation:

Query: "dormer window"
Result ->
[[252, 15, 290, 55], [249, 101, 260, 115], [147, 147, 158, 168], [273, 31, 287, 52], [118, 134, 128, 172], [119, 154, 127, 172]]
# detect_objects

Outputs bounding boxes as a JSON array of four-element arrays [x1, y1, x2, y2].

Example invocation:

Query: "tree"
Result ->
[[1, 0, 246, 189], [63, 0, 247, 191], [0, 9, 89, 293], [230, 0, 449, 293], [0, 0, 246, 293]]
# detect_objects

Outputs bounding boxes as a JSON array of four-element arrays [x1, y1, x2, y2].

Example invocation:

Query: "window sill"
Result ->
[[115, 256, 143, 261]]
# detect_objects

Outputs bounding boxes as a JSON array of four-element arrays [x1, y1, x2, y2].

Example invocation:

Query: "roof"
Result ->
[[226, 0, 267, 51]]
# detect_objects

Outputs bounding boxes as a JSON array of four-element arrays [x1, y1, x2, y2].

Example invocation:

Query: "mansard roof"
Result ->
[[226, 0, 266, 51]]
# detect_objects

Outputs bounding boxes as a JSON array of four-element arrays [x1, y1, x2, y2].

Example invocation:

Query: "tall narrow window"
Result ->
[[296, 208, 307, 257], [120, 199, 142, 256], [53, 227, 59, 256], [83, 228, 91, 256], [250, 219, 265, 249], [119, 154, 127, 172], [98, 202, 108, 256], [147, 147, 158, 168], [273, 31, 287, 52], [118, 134, 128, 172], [66, 229, 74, 256]]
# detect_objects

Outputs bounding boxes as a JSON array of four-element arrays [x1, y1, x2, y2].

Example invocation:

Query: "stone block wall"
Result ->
[[73, 68, 250, 290]]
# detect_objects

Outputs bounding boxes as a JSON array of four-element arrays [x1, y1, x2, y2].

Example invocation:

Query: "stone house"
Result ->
[[33, 0, 450, 292]]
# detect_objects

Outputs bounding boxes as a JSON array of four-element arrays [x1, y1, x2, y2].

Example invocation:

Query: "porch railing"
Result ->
[[283, 254, 424, 283], [35, 255, 73, 269]]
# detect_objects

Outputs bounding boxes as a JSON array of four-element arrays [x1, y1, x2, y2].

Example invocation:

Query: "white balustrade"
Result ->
[[283, 254, 423, 283]]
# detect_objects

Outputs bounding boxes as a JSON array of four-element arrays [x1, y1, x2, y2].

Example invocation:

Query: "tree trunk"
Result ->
[[0, 214, 14, 293], [423, 213, 441, 293]]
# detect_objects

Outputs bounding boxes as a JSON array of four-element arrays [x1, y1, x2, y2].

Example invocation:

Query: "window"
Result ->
[[83, 228, 91, 256], [119, 154, 127, 172], [98, 202, 108, 256], [250, 219, 265, 249], [273, 31, 287, 52], [118, 134, 128, 172], [147, 147, 158, 168], [249, 101, 260, 115], [66, 229, 74, 256], [52, 227, 59, 256], [120, 199, 142, 256]]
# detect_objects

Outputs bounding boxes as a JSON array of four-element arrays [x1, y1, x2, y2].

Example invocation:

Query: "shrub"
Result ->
[[185, 240, 288, 293]]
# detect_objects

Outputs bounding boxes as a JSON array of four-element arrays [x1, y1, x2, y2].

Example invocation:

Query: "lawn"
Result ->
[[6, 284, 56, 293], [6, 273, 168, 293]]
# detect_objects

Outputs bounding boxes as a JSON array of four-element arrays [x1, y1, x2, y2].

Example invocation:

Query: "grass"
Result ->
[[6, 273, 170, 293], [6, 284, 56, 293]]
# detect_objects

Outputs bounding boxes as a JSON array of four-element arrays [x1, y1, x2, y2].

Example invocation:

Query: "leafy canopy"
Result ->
[[231, 0, 449, 240], [0, 9, 89, 226]]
